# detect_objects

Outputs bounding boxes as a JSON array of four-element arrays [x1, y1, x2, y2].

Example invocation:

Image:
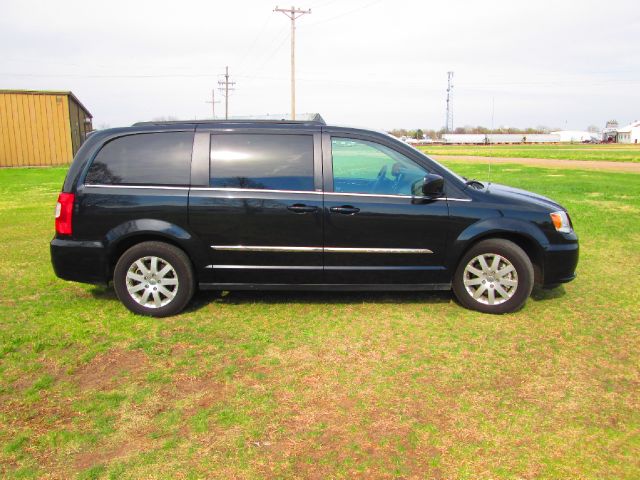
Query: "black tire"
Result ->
[[113, 241, 195, 317], [452, 239, 534, 314]]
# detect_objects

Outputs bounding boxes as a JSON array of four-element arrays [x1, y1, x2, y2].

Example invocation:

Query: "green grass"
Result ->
[[418, 143, 640, 162], [1, 164, 639, 479]]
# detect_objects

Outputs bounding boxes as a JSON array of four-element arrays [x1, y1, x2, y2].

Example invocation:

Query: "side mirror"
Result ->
[[412, 173, 444, 198]]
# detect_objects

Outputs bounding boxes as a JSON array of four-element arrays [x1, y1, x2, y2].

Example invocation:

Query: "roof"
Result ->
[[617, 120, 640, 133], [0, 89, 92, 117], [133, 114, 326, 128]]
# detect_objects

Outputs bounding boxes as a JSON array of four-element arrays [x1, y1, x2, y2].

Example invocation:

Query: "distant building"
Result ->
[[0, 90, 93, 167], [442, 133, 560, 144], [550, 130, 598, 142], [616, 121, 640, 144]]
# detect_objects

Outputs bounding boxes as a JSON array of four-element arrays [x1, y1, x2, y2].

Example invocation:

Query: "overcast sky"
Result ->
[[1, 0, 638, 130]]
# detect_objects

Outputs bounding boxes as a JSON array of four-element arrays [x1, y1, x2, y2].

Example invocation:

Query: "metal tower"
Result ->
[[445, 71, 454, 133]]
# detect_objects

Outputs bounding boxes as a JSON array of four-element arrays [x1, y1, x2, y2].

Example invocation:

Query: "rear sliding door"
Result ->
[[188, 128, 324, 286]]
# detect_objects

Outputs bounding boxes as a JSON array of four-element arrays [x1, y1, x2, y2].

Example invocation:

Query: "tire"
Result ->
[[452, 239, 534, 314], [113, 241, 195, 317]]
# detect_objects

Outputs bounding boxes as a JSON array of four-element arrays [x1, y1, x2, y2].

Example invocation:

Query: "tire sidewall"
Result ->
[[113, 242, 194, 317], [453, 239, 534, 314]]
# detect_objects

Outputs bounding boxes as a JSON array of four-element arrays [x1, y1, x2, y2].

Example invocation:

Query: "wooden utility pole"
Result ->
[[274, 6, 311, 120], [205, 89, 221, 118], [217, 66, 236, 120]]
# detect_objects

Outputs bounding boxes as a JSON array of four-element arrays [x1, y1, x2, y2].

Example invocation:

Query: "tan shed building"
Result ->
[[0, 90, 93, 167]]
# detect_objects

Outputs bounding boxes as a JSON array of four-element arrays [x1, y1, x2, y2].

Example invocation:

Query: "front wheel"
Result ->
[[452, 239, 534, 314], [113, 241, 195, 317]]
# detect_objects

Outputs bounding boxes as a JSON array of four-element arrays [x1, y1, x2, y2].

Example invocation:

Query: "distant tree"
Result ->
[[414, 129, 424, 139], [151, 116, 179, 122]]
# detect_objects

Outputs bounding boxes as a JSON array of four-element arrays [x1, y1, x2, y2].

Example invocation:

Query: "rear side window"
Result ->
[[85, 132, 193, 186], [210, 134, 314, 191]]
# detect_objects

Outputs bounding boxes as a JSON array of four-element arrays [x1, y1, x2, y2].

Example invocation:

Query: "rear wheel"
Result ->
[[113, 241, 195, 317], [452, 239, 534, 314]]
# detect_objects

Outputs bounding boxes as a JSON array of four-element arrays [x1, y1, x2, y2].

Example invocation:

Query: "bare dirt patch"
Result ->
[[75, 348, 149, 390]]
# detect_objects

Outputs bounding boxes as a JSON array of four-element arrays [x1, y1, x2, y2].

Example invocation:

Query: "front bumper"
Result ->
[[543, 241, 579, 287], [50, 237, 110, 284]]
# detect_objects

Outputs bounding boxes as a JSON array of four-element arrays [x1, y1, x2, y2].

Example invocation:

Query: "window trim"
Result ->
[[324, 133, 429, 197], [207, 131, 320, 193], [83, 131, 194, 187]]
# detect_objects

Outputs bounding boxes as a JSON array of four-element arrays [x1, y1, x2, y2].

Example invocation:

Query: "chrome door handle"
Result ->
[[287, 204, 318, 214], [330, 205, 360, 215]]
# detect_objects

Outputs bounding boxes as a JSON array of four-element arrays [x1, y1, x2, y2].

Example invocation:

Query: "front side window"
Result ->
[[210, 134, 314, 191], [331, 137, 427, 195], [85, 132, 193, 186]]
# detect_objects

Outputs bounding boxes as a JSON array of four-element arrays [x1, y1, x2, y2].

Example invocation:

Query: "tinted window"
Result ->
[[86, 132, 193, 186], [210, 134, 314, 191], [331, 138, 427, 195]]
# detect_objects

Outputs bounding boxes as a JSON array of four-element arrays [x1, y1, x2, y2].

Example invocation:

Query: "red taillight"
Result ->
[[55, 193, 74, 235]]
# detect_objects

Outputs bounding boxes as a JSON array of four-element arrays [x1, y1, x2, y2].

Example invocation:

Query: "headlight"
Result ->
[[550, 211, 572, 233]]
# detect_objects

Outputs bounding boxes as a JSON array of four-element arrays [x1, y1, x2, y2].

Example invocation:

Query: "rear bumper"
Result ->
[[543, 241, 579, 287], [50, 237, 110, 284]]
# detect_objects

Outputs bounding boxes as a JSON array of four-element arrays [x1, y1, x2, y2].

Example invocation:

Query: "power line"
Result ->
[[274, 5, 311, 120], [217, 66, 236, 120]]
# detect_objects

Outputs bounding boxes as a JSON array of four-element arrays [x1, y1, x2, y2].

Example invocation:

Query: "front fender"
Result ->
[[448, 217, 549, 270]]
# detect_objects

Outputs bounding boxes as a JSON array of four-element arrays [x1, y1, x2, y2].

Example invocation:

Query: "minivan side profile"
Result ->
[[51, 117, 578, 316]]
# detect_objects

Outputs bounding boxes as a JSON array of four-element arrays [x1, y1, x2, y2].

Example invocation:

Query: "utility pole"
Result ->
[[274, 5, 311, 120], [205, 89, 221, 119], [445, 71, 454, 133], [217, 66, 236, 120]]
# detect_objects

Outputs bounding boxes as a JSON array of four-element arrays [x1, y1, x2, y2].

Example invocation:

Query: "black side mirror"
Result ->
[[412, 173, 444, 198]]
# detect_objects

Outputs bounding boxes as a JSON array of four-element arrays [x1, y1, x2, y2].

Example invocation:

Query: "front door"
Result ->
[[188, 129, 324, 285], [322, 133, 450, 285]]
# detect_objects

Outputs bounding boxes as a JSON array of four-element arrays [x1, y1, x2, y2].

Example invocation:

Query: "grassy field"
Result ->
[[1, 164, 639, 479], [418, 143, 640, 162]]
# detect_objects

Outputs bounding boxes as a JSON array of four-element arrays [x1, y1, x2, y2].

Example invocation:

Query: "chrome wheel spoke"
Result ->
[[150, 256, 159, 275], [499, 277, 517, 288], [494, 283, 510, 299], [473, 284, 488, 299], [160, 277, 178, 286], [466, 265, 483, 277], [135, 260, 150, 276], [129, 283, 146, 293], [487, 288, 496, 305], [157, 285, 175, 298], [157, 264, 172, 278], [498, 265, 514, 276], [464, 277, 483, 286], [152, 291, 162, 308], [490, 254, 501, 271], [127, 271, 145, 282], [478, 255, 490, 273]]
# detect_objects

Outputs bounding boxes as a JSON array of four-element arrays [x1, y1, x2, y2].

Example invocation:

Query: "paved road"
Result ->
[[431, 155, 640, 173]]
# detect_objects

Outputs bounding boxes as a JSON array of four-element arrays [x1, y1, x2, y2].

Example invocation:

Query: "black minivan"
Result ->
[[51, 116, 578, 316]]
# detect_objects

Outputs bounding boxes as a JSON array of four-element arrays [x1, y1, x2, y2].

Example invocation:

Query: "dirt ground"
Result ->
[[431, 155, 640, 173]]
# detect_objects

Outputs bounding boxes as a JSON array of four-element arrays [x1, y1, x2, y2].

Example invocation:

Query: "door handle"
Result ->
[[330, 205, 360, 215], [287, 204, 318, 214]]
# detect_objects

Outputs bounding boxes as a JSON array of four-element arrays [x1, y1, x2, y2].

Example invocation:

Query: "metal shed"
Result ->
[[0, 90, 93, 167]]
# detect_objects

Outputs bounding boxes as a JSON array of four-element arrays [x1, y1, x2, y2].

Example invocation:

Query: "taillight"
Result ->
[[55, 193, 75, 235]]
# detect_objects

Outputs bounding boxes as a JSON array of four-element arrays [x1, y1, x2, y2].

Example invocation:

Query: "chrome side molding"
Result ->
[[210, 245, 433, 254]]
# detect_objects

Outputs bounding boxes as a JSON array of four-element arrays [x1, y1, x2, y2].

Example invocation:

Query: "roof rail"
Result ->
[[132, 113, 326, 127]]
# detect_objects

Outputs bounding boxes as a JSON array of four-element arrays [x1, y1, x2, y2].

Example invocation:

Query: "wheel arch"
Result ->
[[103, 219, 206, 280], [449, 218, 548, 285]]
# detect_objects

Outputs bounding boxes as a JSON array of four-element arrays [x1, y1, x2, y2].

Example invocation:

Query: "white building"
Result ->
[[550, 130, 598, 142], [616, 121, 640, 144]]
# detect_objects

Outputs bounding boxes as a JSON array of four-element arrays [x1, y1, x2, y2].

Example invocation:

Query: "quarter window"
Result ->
[[85, 132, 193, 186], [331, 138, 427, 195], [210, 134, 314, 191]]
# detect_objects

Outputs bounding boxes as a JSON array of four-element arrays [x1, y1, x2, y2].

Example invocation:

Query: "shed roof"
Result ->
[[617, 121, 640, 133], [0, 89, 92, 118]]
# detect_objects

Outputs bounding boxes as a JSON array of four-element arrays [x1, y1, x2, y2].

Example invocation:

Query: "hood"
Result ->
[[483, 183, 564, 211]]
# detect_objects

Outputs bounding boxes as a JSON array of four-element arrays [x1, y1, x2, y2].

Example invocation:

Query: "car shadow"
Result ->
[[530, 285, 566, 302], [186, 289, 453, 311]]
